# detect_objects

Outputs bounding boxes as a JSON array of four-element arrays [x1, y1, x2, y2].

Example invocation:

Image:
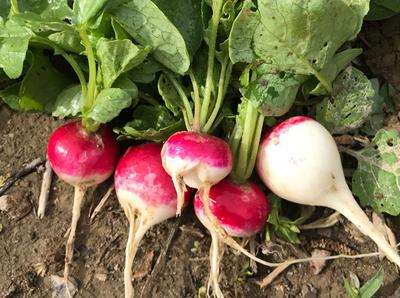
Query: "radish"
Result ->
[[256, 116, 400, 267], [194, 178, 269, 297], [161, 131, 232, 215], [115, 143, 188, 298], [47, 120, 119, 287]]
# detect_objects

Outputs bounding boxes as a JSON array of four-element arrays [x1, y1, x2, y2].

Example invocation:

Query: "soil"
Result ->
[[1, 16, 400, 298]]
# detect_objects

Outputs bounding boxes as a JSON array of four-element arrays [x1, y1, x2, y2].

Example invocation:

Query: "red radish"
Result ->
[[47, 120, 119, 287], [115, 143, 188, 298], [194, 178, 269, 297], [161, 131, 233, 215], [257, 116, 400, 267]]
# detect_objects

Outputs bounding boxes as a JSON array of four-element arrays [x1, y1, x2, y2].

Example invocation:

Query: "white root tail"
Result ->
[[171, 175, 187, 216], [208, 230, 224, 298], [327, 190, 400, 267], [38, 160, 53, 219], [123, 204, 149, 298], [64, 186, 86, 298], [89, 184, 114, 222]]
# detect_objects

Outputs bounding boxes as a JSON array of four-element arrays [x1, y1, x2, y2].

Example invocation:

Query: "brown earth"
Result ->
[[1, 16, 400, 298]]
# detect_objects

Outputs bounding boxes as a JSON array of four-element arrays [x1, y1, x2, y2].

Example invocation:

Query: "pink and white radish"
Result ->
[[256, 116, 400, 266], [115, 143, 188, 298], [194, 178, 269, 297], [47, 120, 119, 285], [161, 131, 232, 215]]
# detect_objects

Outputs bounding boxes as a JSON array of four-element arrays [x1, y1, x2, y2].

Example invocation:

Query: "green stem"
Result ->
[[164, 71, 194, 129], [203, 58, 232, 133], [11, 0, 19, 14], [244, 113, 264, 179], [139, 91, 159, 106], [237, 102, 258, 179], [199, 0, 223, 127], [189, 70, 201, 132], [30, 36, 87, 101], [79, 27, 97, 111]]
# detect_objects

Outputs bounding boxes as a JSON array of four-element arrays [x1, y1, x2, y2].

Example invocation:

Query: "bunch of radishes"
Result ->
[[46, 114, 400, 298]]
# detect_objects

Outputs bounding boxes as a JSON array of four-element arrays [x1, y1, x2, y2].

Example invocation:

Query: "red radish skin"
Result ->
[[161, 131, 232, 215], [194, 178, 269, 298], [115, 143, 187, 298], [257, 116, 400, 267], [47, 120, 119, 290], [194, 179, 269, 237], [48, 121, 119, 186]]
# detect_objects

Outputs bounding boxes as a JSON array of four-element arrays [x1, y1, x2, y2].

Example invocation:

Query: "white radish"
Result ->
[[256, 116, 400, 267]]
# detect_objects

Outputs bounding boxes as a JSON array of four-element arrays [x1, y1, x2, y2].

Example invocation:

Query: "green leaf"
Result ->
[[73, 0, 108, 25], [361, 79, 395, 136], [115, 104, 184, 142], [19, 0, 72, 20], [253, 0, 369, 90], [0, 83, 21, 110], [241, 64, 301, 117], [113, 76, 139, 103], [366, 0, 400, 20], [359, 268, 384, 298], [350, 129, 400, 216], [158, 73, 183, 116], [111, 18, 131, 40], [19, 51, 72, 112], [152, 0, 203, 58], [343, 277, 361, 298], [0, 0, 11, 19], [111, 0, 190, 74], [229, 0, 259, 64], [127, 59, 162, 83], [52, 84, 82, 118], [96, 38, 151, 88], [316, 67, 375, 134], [266, 194, 301, 244], [311, 48, 363, 95], [86, 88, 132, 123], [9, 13, 72, 34], [48, 29, 84, 54], [0, 21, 32, 78]]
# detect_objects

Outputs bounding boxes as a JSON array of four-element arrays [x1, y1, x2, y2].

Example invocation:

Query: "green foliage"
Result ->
[[343, 268, 384, 298], [316, 67, 375, 134], [349, 129, 400, 215]]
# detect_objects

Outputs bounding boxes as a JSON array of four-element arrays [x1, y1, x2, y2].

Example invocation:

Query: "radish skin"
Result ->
[[47, 120, 119, 291], [115, 143, 187, 298], [257, 116, 400, 267], [162, 131, 232, 215], [194, 178, 269, 297]]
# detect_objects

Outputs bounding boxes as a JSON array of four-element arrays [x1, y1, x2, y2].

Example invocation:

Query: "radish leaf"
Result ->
[[115, 105, 184, 142], [110, 0, 190, 74], [86, 88, 131, 123], [349, 129, 400, 216], [0, 22, 32, 78], [316, 67, 374, 134], [52, 84, 82, 118], [96, 38, 151, 88]]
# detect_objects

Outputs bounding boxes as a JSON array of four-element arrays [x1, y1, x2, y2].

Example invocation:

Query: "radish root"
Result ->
[[64, 185, 86, 298], [122, 203, 149, 298], [208, 230, 224, 298], [171, 174, 187, 216], [38, 159, 53, 219]]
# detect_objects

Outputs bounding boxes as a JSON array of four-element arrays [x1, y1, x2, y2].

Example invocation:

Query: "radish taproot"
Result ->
[[194, 178, 269, 297], [161, 131, 232, 215], [256, 116, 400, 267], [47, 120, 119, 286], [115, 143, 188, 298]]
